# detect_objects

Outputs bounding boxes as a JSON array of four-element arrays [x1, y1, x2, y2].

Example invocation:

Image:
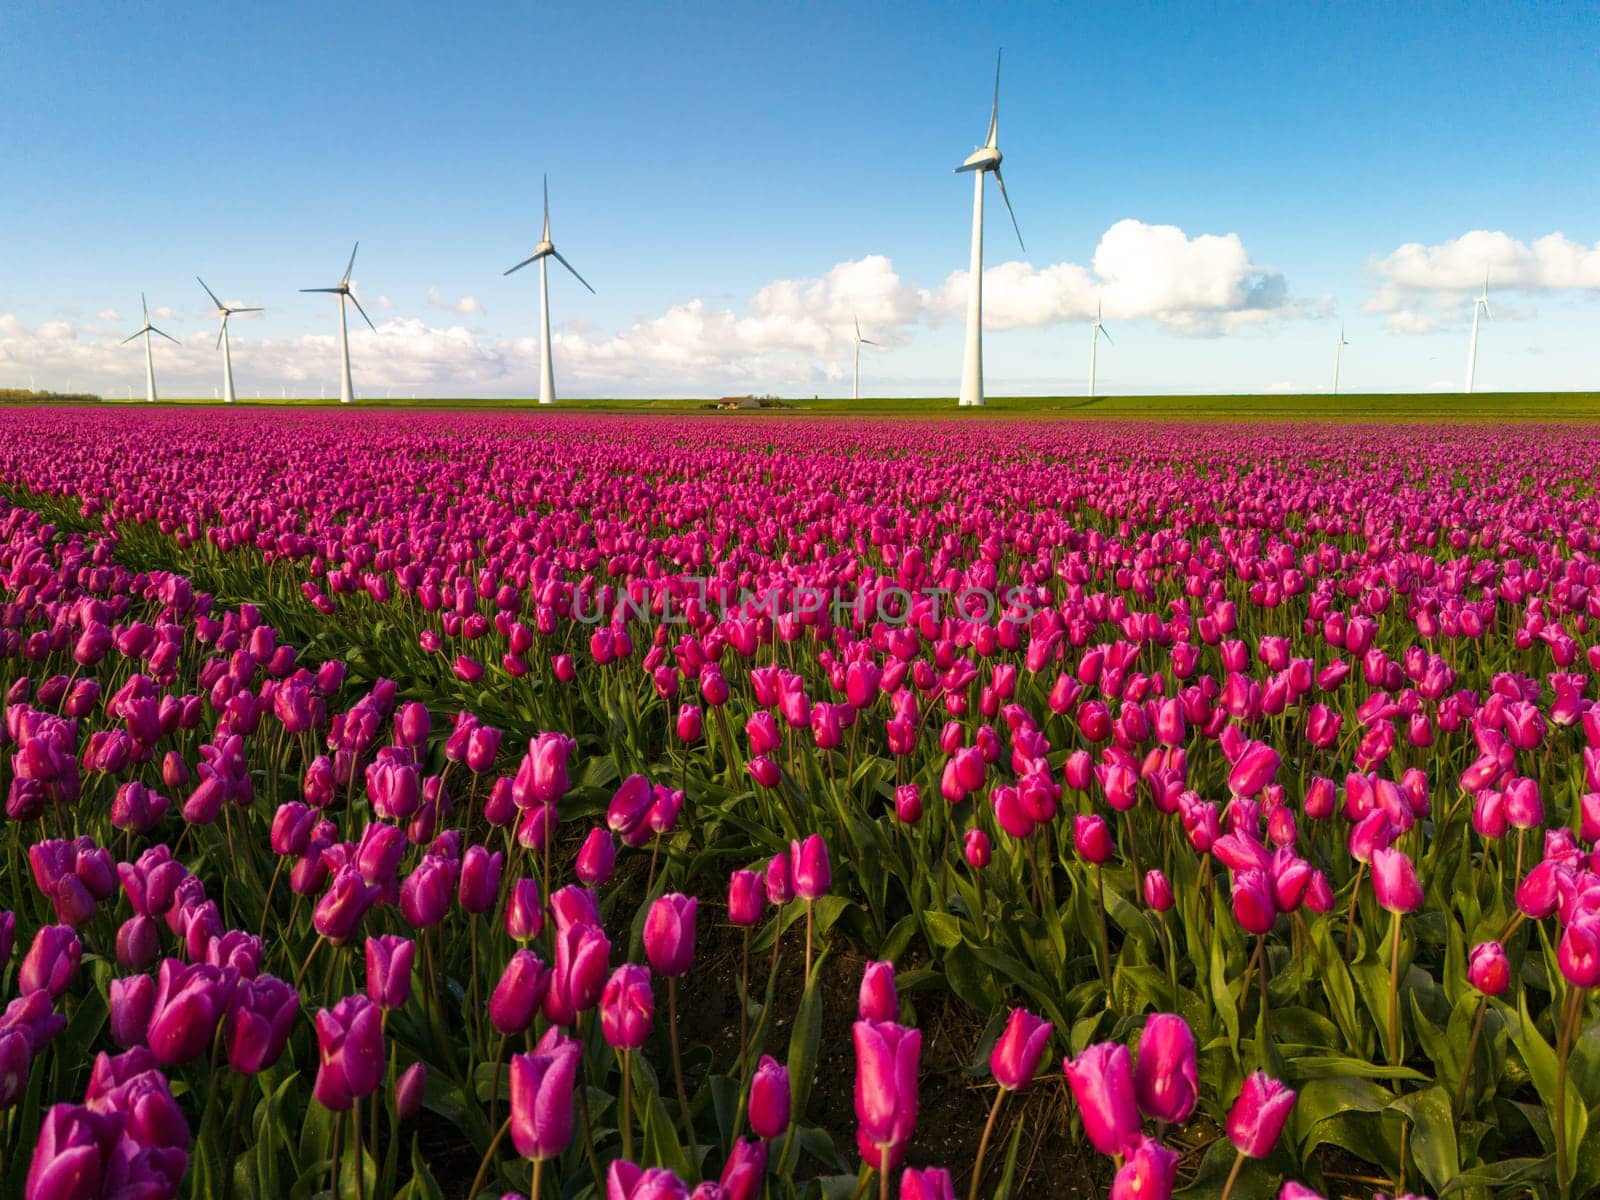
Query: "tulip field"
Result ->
[[6, 407, 1600, 1200]]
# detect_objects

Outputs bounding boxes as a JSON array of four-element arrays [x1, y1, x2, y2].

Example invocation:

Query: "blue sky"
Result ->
[[2, 1, 1597, 398]]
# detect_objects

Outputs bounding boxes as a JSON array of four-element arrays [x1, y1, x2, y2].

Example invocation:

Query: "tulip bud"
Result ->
[[1225, 1072, 1297, 1157], [1063, 1043, 1141, 1157], [509, 1033, 581, 1160], [853, 1020, 920, 1161], [790, 835, 831, 900], [1133, 1014, 1197, 1124], [576, 828, 617, 887], [396, 1062, 426, 1119], [644, 894, 697, 978], [858, 962, 897, 1022], [728, 870, 764, 927], [505, 878, 543, 941], [1467, 941, 1510, 996], [600, 964, 654, 1050], [1143, 870, 1173, 912], [991, 1007, 1052, 1091], [748, 1055, 790, 1139], [491, 949, 553, 1036]]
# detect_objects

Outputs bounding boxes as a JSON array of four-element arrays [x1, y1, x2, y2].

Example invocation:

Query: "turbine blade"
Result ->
[[503, 253, 541, 276], [992, 166, 1024, 251], [854, 314, 861, 340], [954, 161, 982, 173], [1101, 329, 1113, 345], [150, 326, 181, 345], [121, 330, 144, 344], [301, 287, 343, 293], [142, 292, 149, 321], [343, 242, 359, 285], [1483, 301, 1493, 321], [197, 276, 223, 310], [986, 49, 1001, 148], [349, 292, 378, 332], [543, 175, 551, 241], [552, 250, 595, 295], [861, 338, 879, 346], [217, 318, 226, 350], [233, 307, 263, 313]]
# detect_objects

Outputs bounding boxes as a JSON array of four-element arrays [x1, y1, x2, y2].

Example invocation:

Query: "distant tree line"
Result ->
[[0, 388, 101, 403]]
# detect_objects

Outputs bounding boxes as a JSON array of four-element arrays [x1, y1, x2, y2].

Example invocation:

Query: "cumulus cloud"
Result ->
[[1365, 230, 1600, 332], [151, 306, 176, 320], [96, 308, 119, 323], [930, 219, 1300, 335], [427, 286, 485, 316], [375, 295, 394, 309], [1, 222, 1304, 396]]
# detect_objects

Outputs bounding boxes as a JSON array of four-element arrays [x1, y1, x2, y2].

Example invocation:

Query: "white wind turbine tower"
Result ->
[[121, 294, 178, 403], [852, 315, 878, 402], [955, 50, 1024, 408], [1465, 270, 1492, 393], [198, 277, 261, 405], [505, 177, 594, 405], [301, 243, 376, 404], [1332, 324, 1349, 394], [1089, 296, 1112, 397]]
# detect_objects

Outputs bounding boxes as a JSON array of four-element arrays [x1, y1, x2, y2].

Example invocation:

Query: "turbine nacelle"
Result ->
[[957, 145, 1002, 173]]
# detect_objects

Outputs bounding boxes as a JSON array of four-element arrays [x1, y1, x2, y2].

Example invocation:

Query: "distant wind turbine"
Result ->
[[121, 294, 178, 403], [505, 177, 594, 405], [955, 50, 1024, 408], [1333, 324, 1349, 395], [198, 277, 261, 405], [1089, 297, 1112, 397], [852, 315, 878, 402], [301, 243, 375, 404], [1465, 270, 1492, 393]]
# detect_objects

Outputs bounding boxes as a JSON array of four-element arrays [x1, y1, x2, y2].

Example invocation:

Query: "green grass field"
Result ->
[[13, 390, 1600, 420]]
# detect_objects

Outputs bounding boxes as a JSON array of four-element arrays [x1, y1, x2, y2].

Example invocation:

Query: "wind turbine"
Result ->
[[1465, 270, 1492, 393], [852, 315, 878, 403], [1332, 324, 1349, 394], [198, 277, 261, 405], [1089, 297, 1112, 397], [955, 50, 1024, 408], [505, 177, 594, 405], [301, 243, 375, 404], [121, 294, 178, 403]]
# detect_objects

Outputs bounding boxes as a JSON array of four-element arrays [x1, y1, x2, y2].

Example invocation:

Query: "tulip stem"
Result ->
[[329, 1104, 342, 1200], [257, 853, 286, 942], [466, 1117, 511, 1200], [531, 1157, 545, 1200], [293, 933, 325, 996], [805, 898, 816, 984], [488, 1034, 506, 1132], [620, 1048, 634, 1163], [1555, 985, 1582, 1200], [352, 1098, 365, 1200], [1094, 864, 1113, 996], [1454, 993, 1489, 1114], [668, 975, 696, 1164], [1218, 1148, 1245, 1200], [1387, 908, 1403, 1068], [1343, 862, 1365, 961], [880, 1163, 891, 1200], [967, 1088, 1006, 1200]]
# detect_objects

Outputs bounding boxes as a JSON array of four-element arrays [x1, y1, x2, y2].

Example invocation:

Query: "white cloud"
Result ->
[[1366, 230, 1600, 332], [427, 286, 485, 316], [0, 225, 1304, 396], [930, 219, 1298, 335], [96, 308, 120, 323], [152, 306, 176, 320], [375, 295, 394, 309]]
